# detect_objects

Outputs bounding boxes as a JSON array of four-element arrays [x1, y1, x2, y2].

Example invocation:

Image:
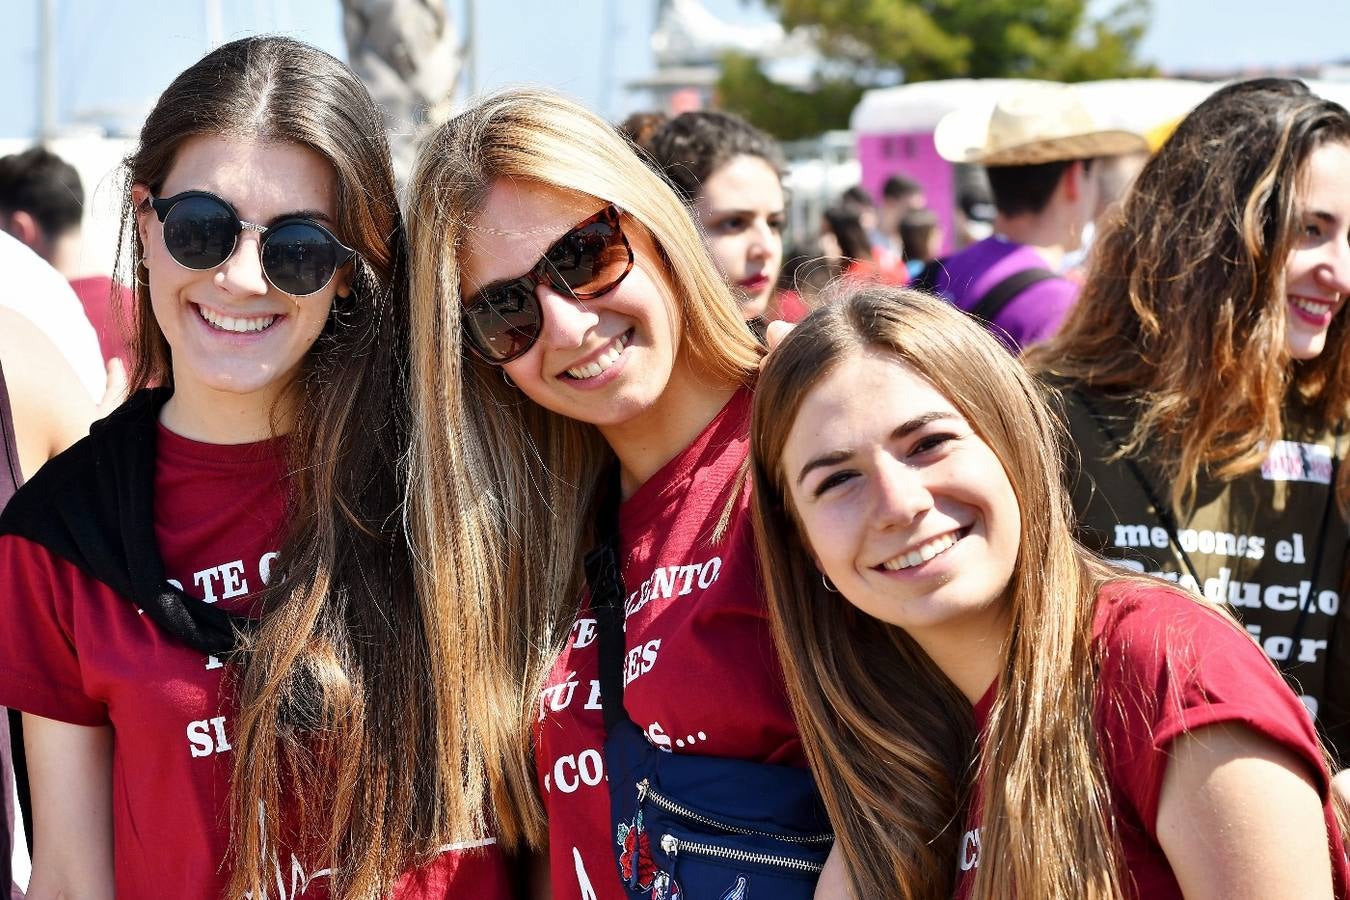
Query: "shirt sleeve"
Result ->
[[0, 534, 109, 725], [1094, 582, 1330, 840]]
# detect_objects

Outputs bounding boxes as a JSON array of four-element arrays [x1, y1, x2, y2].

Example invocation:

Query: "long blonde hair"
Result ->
[[404, 88, 763, 846], [752, 286, 1126, 899]]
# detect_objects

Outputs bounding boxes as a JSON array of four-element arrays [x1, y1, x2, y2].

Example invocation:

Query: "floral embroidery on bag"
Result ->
[[617, 812, 657, 889], [616, 811, 683, 899]]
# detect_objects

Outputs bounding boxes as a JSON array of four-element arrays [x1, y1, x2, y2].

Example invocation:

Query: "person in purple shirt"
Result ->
[[919, 83, 1148, 352]]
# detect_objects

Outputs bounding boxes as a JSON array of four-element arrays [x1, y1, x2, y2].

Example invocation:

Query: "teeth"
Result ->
[[1291, 296, 1336, 316], [566, 331, 629, 380], [197, 305, 277, 333], [881, 532, 959, 571]]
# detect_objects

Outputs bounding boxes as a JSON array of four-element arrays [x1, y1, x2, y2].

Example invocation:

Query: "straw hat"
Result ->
[[935, 82, 1149, 166]]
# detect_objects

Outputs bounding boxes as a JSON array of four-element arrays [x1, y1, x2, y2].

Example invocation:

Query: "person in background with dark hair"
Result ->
[[617, 110, 668, 156], [840, 184, 907, 283], [953, 173, 996, 250], [919, 83, 1148, 351], [878, 172, 926, 258], [646, 110, 791, 329], [1028, 78, 1350, 766], [0, 146, 132, 366], [899, 207, 942, 278], [0, 36, 508, 899], [822, 205, 905, 287]]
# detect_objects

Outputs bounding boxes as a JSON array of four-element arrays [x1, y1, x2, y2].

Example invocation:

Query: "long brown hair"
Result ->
[[403, 88, 764, 847], [116, 36, 465, 897], [1027, 78, 1350, 514], [752, 286, 1126, 899]]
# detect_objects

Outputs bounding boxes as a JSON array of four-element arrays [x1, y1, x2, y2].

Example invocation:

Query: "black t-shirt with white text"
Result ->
[[1055, 384, 1350, 757]]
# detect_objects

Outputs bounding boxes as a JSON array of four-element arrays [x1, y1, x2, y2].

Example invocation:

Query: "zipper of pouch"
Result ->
[[637, 778, 834, 845], [659, 833, 826, 874]]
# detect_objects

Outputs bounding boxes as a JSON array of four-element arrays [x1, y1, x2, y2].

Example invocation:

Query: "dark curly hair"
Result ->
[[646, 110, 785, 204]]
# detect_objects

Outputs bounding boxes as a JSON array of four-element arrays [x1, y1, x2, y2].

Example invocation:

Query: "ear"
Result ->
[[332, 261, 354, 300], [131, 183, 153, 249], [1061, 160, 1089, 204], [4, 210, 43, 251]]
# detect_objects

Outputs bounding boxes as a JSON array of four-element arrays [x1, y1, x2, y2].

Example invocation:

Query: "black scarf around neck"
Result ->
[[0, 388, 255, 656]]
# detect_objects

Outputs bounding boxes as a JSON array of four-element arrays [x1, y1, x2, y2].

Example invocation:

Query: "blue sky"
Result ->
[[0, 0, 1347, 139]]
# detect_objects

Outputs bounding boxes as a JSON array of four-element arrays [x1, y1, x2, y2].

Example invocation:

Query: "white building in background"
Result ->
[[626, 0, 819, 112]]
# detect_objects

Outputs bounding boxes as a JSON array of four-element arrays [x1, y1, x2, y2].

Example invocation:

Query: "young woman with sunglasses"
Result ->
[[405, 90, 819, 899], [752, 286, 1350, 899], [1026, 79, 1350, 758], [0, 37, 508, 899], [645, 110, 792, 331]]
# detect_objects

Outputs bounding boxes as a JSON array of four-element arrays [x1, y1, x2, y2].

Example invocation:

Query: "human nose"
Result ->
[[746, 220, 776, 262], [536, 283, 599, 349], [213, 230, 269, 297], [1317, 239, 1350, 295], [869, 453, 933, 528]]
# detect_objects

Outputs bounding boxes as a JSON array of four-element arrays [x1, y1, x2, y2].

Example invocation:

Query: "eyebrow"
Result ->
[[795, 410, 963, 487], [704, 207, 786, 217], [473, 263, 541, 296], [268, 208, 335, 227]]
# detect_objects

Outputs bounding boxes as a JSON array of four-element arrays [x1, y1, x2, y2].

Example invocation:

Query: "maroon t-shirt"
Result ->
[[0, 425, 509, 898], [954, 582, 1350, 898], [534, 389, 806, 900]]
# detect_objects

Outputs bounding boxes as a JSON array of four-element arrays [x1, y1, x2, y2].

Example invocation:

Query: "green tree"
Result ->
[[766, 0, 1155, 81], [717, 52, 865, 141], [718, 0, 1155, 139]]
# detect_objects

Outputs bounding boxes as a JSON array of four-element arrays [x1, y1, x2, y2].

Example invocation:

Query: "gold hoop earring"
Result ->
[[135, 260, 151, 288], [820, 573, 839, 594]]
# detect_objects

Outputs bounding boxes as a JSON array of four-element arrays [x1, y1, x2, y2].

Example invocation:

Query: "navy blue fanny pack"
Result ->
[[585, 471, 833, 899]]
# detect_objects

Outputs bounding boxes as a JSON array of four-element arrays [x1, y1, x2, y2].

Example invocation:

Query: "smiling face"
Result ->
[[691, 154, 785, 319], [1283, 140, 1350, 360], [780, 350, 1021, 652], [133, 134, 347, 431], [460, 179, 689, 431]]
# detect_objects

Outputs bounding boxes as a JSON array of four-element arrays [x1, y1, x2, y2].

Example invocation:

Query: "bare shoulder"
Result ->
[[0, 308, 94, 478]]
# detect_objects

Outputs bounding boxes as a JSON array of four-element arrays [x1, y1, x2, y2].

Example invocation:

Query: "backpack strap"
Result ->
[[583, 465, 631, 733], [968, 267, 1058, 324]]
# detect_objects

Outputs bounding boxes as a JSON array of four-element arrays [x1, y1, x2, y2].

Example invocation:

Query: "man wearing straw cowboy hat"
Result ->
[[913, 82, 1148, 351]]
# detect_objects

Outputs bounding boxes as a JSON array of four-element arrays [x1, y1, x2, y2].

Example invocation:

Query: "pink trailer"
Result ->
[[850, 78, 1217, 254]]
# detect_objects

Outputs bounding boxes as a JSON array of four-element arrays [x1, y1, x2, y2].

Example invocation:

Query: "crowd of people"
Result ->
[[0, 34, 1347, 900]]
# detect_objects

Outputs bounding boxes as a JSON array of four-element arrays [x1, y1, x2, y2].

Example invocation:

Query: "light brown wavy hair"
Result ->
[[1027, 78, 1350, 515], [752, 286, 1129, 899], [404, 88, 763, 847], [117, 37, 466, 898]]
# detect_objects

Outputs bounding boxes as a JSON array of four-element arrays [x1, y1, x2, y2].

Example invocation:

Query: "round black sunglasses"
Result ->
[[148, 190, 356, 297]]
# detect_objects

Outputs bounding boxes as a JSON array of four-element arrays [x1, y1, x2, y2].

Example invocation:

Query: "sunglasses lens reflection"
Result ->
[[262, 221, 343, 296], [467, 282, 542, 362], [163, 195, 239, 269], [547, 219, 630, 296]]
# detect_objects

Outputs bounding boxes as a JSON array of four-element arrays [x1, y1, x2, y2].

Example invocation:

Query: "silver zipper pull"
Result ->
[[661, 833, 679, 857], [637, 778, 649, 802]]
